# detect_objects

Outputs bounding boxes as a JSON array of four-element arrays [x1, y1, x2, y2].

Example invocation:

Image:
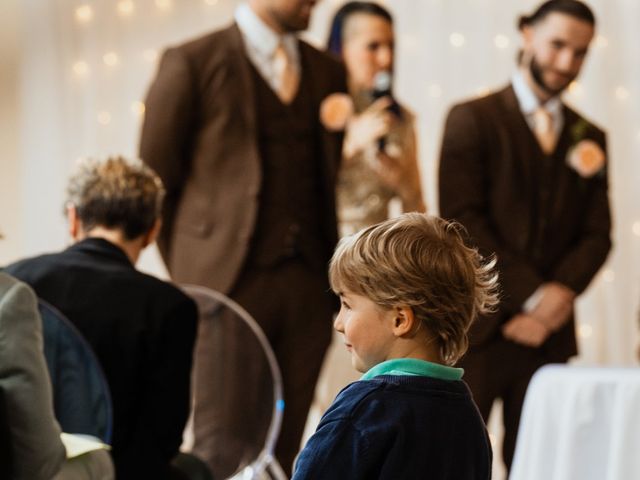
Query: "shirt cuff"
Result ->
[[523, 286, 544, 313]]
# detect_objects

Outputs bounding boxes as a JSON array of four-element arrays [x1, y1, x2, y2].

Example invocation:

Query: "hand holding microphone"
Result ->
[[343, 96, 394, 160]]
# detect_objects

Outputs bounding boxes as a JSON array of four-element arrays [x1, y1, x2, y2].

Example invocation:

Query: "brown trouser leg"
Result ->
[[459, 337, 547, 475], [230, 259, 333, 475]]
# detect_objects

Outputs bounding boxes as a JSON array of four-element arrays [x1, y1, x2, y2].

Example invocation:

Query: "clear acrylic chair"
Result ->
[[180, 284, 287, 480], [39, 300, 113, 444]]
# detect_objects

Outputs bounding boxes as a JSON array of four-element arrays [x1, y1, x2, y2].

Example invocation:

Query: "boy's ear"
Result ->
[[142, 218, 162, 248], [67, 204, 82, 240], [391, 306, 416, 337]]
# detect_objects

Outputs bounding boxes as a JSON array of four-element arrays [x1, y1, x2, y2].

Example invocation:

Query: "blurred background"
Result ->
[[1, 0, 638, 365]]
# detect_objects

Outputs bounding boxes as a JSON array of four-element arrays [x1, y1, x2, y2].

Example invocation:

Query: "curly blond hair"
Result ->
[[329, 213, 499, 365], [66, 156, 165, 240]]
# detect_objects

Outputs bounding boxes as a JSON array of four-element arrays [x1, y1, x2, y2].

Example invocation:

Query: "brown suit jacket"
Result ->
[[439, 85, 611, 360], [140, 24, 346, 294]]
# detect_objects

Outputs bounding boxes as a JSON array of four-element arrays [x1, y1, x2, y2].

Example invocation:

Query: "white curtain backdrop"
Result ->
[[9, 0, 640, 368]]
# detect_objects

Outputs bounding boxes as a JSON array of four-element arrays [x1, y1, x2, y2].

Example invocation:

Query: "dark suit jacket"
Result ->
[[5, 238, 197, 480], [439, 85, 611, 359], [139, 23, 347, 294]]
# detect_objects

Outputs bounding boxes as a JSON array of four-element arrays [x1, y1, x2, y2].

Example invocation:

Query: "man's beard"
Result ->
[[529, 56, 573, 97], [271, 10, 310, 33]]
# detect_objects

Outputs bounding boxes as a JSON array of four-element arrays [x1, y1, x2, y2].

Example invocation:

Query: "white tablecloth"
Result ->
[[510, 365, 640, 480]]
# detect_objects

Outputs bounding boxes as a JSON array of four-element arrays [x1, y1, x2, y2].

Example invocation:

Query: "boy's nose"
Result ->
[[333, 314, 344, 333]]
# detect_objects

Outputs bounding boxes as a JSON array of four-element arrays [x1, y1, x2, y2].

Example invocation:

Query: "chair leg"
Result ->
[[171, 452, 214, 480], [267, 458, 288, 480]]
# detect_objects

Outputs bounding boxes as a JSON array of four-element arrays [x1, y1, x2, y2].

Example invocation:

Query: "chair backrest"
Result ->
[[180, 284, 285, 480], [0, 386, 12, 478], [39, 300, 113, 444]]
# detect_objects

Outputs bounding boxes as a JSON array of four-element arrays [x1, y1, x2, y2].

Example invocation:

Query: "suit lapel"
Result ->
[[549, 107, 582, 223], [227, 24, 256, 134], [497, 85, 540, 187]]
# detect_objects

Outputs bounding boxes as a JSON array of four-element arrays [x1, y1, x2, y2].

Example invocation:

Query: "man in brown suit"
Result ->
[[438, 0, 611, 472], [139, 0, 346, 476]]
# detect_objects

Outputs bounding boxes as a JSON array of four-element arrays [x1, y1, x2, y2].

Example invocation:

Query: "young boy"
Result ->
[[293, 213, 498, 479]]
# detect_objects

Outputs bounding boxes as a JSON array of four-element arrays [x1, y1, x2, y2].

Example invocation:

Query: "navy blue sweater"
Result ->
[[293, 375, 492, 479]]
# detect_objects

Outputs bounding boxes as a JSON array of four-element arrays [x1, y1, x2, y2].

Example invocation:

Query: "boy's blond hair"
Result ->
[[329, 213, 499, 365], [66, 156, 165, 240]]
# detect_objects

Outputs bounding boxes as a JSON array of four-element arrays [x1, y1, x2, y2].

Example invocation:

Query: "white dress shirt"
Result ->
[[512, 70, 567, 313], [511, 70, 564, 138], [234, 3, 300, 94]]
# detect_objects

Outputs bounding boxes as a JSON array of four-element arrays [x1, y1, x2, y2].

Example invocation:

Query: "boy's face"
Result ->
[[334, 290, 397, 373]]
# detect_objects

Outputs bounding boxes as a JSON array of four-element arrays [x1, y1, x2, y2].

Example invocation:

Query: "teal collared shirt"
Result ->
[[361, 358, 463, 381]]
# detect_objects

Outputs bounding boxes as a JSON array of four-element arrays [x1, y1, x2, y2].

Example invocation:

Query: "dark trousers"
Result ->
[[191, 259, 333, 478], [460, 337, 552, 474], [231, 259, 333, 475]]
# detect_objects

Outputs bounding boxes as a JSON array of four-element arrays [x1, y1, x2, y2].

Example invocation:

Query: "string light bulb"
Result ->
[[131, 101, 146, 117], [449, 32, 466, 48], [97, 111, 112, 125], [117, 0, 135, 17], [494, 34, 510, 49], [143, 49, 159, 63], [476, 86, 490, 97], [103, 52, 120, 67], [578, 324, 593, 339], [155, 0, 173, 11], [568, 81, 583, 97], [72, 61, 90, 78], [615, 86, 630, 101], [75, 5, 94, 24]]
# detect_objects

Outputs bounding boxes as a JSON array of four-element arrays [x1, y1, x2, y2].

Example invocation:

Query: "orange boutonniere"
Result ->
[[566, 119, 605, 178], [319, 93, 354, 131], [567, 140, 605, 178]]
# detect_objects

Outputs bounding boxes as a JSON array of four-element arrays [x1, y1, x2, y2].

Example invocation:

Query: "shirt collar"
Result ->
[[235, 3, 297, 59], [68, 237, 134, 267], [511, 69, 562, 118], [361, 358, 464, 381]]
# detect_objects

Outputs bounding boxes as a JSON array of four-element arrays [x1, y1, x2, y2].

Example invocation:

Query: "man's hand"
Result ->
[[530, 282, 576, 332], [502, 314, 550, 347]]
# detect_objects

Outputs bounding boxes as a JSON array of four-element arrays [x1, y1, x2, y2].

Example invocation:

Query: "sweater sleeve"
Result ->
[[292, 385, 389, 480], [292, 416, 373, 480]]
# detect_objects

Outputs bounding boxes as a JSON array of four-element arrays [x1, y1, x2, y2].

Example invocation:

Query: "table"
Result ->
[[510, 365, 640, 480]]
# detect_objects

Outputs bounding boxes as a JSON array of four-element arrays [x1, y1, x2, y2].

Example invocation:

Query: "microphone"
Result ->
[[372, 70, 400, 114], [372, 70, 392, 99], [371, 71, 400, 152]]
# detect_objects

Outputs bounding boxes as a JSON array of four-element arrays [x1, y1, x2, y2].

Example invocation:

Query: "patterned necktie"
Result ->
[[273, 43, 299, 104], [533, 106, 556, 154]]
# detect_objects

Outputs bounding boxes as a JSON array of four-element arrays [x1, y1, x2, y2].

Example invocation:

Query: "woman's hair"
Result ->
[[65, 156, 165, 240], [329, 213, 500, 365], [326, 1, 393, 57], [518, 0, 595, 31]]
